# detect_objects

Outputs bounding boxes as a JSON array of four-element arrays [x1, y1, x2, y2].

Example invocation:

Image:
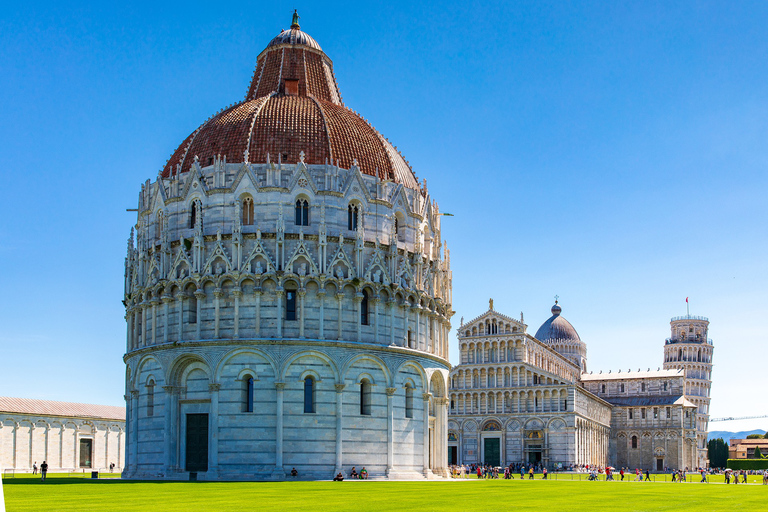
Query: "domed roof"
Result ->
[[161, 13, 419, 190], [534, 302, 582, 343]]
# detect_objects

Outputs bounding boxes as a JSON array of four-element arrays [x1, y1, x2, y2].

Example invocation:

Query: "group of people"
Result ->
[[32, 461, 48, 481], [332, 466, 369, 481]]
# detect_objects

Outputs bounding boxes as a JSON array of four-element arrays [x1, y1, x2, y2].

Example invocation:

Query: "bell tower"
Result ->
[[663, 313, 714, 468]]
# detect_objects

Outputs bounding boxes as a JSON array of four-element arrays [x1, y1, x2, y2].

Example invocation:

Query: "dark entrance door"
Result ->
[[186, 413, 209, 472], [484, 438, 500, 466], [449, 446, 458, 465], [79, 439, 93, 468], [528, 446, 542, 465], [656, 458, 664, 471]]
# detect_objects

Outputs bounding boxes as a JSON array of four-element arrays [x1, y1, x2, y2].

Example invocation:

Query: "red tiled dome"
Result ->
[[162, 16, 419, 190]]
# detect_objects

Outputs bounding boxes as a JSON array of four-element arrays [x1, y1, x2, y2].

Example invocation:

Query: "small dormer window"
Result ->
[[284, 78, 299, 96]]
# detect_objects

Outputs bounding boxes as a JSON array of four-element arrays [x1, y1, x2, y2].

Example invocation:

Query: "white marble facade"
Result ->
[[0, 399, 124, 473]]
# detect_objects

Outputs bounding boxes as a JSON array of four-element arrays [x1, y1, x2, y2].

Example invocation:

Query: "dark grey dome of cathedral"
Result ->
[[534, 302, 582, 343]]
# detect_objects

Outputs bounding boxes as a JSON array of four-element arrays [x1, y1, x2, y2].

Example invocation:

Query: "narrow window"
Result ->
[[243, 376, 254, 413], [286, 290, 297, 321], [641, 408, 646, 419], [407, 330, 413, 349], [190, 200, 201, 229], [620, 383, 625, 393], [361, 290, 369, 325], [188, 294, 197, 324], [304, 376, 315, 413], [405, 385, 414, 418], [242, 198, 254, 226], [663, 381, 668, 392], [628, 408, 633, 419], [146, 380, 155, 417], [666, 407, 671, 419], [360, 379, 372, 415], [294, 199, 309, 226], [348, 204, 359, 231], [641, 382, 646, 392], [601, 384, 606, 394], [631, 436, 638, 449], [653, 407, 658, 419]]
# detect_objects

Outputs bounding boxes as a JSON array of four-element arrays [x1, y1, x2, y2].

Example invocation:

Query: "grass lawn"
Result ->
[[2, 474, 766, 512]]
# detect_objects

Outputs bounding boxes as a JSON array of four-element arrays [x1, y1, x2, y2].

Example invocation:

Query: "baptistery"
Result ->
[[122, 13, 452, 480]]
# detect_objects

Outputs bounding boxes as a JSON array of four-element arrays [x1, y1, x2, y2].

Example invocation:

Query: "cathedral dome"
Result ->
[[534, 302, 581, 343], [161, 13, 419, 190]]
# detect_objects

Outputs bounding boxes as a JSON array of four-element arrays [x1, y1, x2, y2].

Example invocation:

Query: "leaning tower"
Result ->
[[663, 314, 714, 468]]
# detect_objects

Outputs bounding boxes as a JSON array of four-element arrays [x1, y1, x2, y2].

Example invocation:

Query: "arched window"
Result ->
[[348, 204, 359, 231], [242, 197, 254, 226], [187, 293, 197, 324], [286, 289, 297, 321], [189, 200, 201, 229], [620, 383, 625, 393], [146, 379, 155, 417], [601, 384, 606, 394], [243, 376, 254, 413], [641, 382, 646, 392], [631, 435, 638, 449], [360, 379, 372, 415], [304, 376, 315, 413], [295, 199, 309, 226], [360, 290, 369, 325]]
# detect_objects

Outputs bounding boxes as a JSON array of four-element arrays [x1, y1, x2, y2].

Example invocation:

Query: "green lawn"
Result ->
[[2, 474, 766, 512]]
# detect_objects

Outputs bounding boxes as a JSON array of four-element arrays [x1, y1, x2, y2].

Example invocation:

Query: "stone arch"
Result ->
[[279, 350, 340, 383], [393, 360, 428, 391], [429, 371, 446, 398], [215, 347, 278, 382], [342, 353, 391, 386], [167, 353, 211, 386]]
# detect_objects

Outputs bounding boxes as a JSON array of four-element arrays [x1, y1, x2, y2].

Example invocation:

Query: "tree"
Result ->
[[747, 434, 763, 439], [708, 438, 728, 468], [754, 446, 764, 459], [764, 432, 768, 439]]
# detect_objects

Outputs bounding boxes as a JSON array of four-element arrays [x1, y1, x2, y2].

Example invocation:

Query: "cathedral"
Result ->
[[447, 301, 713, 471], [122, 13, 451, 480]]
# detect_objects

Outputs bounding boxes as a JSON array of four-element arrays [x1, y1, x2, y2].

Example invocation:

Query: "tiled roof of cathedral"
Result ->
[[580, 368, 683, 381], [161, 12, 419, 190], [0, 397, 125, 421]]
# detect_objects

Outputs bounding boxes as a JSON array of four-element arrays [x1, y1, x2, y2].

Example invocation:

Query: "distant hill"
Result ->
[[708, 429, 766, 441]]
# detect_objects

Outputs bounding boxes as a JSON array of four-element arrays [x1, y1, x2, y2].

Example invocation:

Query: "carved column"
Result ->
[[413, 305, 421, 350], [194, 290, 205, 340], [388, 299, 396, 346], [232, 287, 242, 339], [213, 288, 224, 339], [208, 383, 220, 477], [334, 383, 345, 476], [162, 386, 178, 475], [162, 295, 173, 343], [355, 293, 363, 341], [254, 288, 262, 337], [130, 390, 139, 475], [386, 387, 396, 475], [423, 392, 431, 475], [274, 382, 285, 477], [298, 289, 306, 338], [318, 289, 326, 339]]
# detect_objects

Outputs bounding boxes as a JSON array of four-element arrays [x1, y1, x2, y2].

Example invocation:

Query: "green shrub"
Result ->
[[753, 446, 764, 459], [726, 459, 768, 470]]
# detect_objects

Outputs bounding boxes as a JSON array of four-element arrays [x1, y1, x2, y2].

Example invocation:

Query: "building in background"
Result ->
[[0, 397, 124, 473], [729, 438, 768, 459], [122, 12, 452, 481], [448, 302, 710, 471]]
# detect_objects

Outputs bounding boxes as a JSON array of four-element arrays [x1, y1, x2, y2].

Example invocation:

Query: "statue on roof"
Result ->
[[291, 10, 300, 30], [489, 298, 494, 311]]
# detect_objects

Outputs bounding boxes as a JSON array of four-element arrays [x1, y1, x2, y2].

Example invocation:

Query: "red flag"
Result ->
[[686, 297, 688, 303]]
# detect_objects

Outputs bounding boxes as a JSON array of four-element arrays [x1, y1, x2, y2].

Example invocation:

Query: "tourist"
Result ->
[[700, 469, 707, 483], [40, 461, 48, 482], [520, 465, 525, 479], [350, 467, 358, 479], [742, 470, 747, 484], [725, 471, 730, 484], [620, 468, 624, 481], [645, 470, 650, 482], [32, 462, 38, 475], [477, 466, 482, 479], [360, 467, 368, 480], [542, 468, 548, 480], [762, 470, 767, 485], [529, 467, 534, 480], [333, 472, 344, 482], [290, 467, 298, 477]]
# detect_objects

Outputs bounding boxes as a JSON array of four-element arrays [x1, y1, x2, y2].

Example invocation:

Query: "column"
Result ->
[[422, 393, 431, 475], [208, 383, 220, 476], [126, 312, 133, 351], [355, 293, 363, 341], [414, 306, 421, 350], [162, 295, 173, 343], [175, 293, 185, 342], [104, 427, 109, 469], [334, 384, 345, 475], [162, 386, 176, 475], [388, 299, 396, 346], [232, 287, 242, 338], [403, 303, 410, 347], [373, 297, 380, 344], [117, 429, 122, 470], [276, 289, 284, 338], [213, 288, 223, 339], [298, 289, 306, 338], [254, 289, 262, 337], [194, 290, 205, 340], [336, 293, 344, 340], [58, 425, 64, 468], [151, 301, 158, 345], [318, 289, 326, 339], [386, 387, 396, 475], [274, 382, 285, 476]]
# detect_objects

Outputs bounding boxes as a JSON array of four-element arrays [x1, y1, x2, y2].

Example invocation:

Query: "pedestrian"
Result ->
[[742, 470, 747, 484], [620, 468, 624, 481], [542, 468, 548, 480], [40, 461, 48, 482], [671, 471, 677, 482], [644, 470, 650, 482], [32, 462, 38, 475], [700, 469, 707, 483], [725, 471, 730, 484], [529, 467, 534, 480]]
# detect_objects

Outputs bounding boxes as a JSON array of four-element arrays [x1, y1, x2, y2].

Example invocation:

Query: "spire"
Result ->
[[291, 9, 300, 30]]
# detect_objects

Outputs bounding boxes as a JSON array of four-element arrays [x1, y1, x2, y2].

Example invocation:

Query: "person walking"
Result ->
[[529, 467, 534, 480], [542, 468, 548, 480], [644, 470, 650, 482], [32, 462, 38, 475], [620, 468, 624, 481], [700, 469, 708, 483], [40, 461, 48, 482]]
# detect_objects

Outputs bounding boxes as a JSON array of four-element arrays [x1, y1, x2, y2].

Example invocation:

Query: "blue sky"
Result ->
[[1, 1, 766, 431]]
